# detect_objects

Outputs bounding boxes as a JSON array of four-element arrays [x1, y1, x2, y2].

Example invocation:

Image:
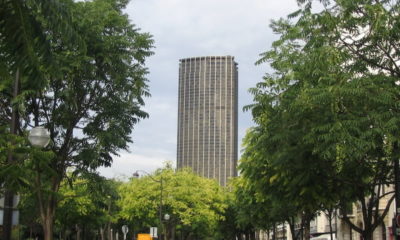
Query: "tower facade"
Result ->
[[177, 56, 238, 186]]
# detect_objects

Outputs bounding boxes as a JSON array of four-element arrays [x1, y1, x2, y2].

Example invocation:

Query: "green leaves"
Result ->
[[0, 0, 81, 90], [118, 168, 227, 239], [240, 0, 400, 238], [1, 0, 153, 238]]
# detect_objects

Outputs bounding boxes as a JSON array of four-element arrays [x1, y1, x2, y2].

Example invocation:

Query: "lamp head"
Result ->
[[28, 126, 50, 148], [164, 213, 170, 221]]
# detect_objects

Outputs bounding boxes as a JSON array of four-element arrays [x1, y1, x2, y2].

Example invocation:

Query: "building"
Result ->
[[261, 185, 396, 240], [177, 56, 238, 186]]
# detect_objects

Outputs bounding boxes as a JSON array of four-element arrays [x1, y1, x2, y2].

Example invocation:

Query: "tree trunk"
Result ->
[[76, 224, 81, 240], [329, 215, 333, 240], [303, 214, 312, 240], [288, 221, 297, 240], [100, 228, 105, 240], [250, 230, 256, 240], [171, 224, 176, 240], [182, 230, 189, 240], [43, 216, 54, 240], [361, 231, 373, 240], [272, 224, 276, 240], [39, 182, 62, 240], [303, 222, 310, 240]]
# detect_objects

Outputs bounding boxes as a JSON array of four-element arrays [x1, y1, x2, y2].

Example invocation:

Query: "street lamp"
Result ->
[[28, 126, 51, 148], [164, 214, 170, 221], [2, 126, 50, 240], [163, 214, 170, 240], [133, 170, 164, 239]]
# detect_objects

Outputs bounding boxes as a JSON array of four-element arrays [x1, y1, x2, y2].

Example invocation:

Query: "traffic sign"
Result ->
[[122, 225, 129, 240], [150, 227, 158, 238]]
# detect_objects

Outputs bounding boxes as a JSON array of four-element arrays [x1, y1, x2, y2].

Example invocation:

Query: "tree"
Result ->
[[214, 192, 242, 240], [289, 1, 399, 239], [241, 1, 400, 239], [1, 2, 80, 238], [18, 171, 120, 240], [0, 0, 79, 89], [118, 167, 227, 240], [240, 126, 326, 240], [56, 172, 121, 240], [230, 177, 271, 240], [1, 0, 153, 239]]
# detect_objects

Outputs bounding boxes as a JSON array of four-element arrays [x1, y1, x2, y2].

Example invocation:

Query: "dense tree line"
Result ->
[[15, 165, 268, 240], [16, 167, 244, 240], [239, 0, 400, 240]]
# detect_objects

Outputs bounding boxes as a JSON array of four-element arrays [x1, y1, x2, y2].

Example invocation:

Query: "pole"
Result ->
[[3, 69, 19, 240], [394, 143, 400, 240], [134, 171, 164, 240], [3, 191, 14, 240], [159, 177, 163, 240]]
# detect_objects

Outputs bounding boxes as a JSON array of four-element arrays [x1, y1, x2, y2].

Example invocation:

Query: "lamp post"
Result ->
[[163, 213, 170, 240], [133, 170, 164, 239], [2, 69, 20, 240], [2, 126, 50, 240]]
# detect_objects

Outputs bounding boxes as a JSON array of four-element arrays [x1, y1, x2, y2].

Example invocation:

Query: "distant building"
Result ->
[[261, 185, 395, 240], [177, 56, 238, 186]]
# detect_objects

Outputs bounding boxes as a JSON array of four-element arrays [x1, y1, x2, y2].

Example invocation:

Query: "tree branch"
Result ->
[[339, 37, 399, 77]]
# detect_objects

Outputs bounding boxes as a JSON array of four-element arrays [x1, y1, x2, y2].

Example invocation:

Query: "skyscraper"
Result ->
[[177, 56, 238, 186]]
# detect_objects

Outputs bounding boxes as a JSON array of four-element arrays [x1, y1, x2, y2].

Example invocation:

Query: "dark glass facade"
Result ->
[[177, 56, 238, 186]]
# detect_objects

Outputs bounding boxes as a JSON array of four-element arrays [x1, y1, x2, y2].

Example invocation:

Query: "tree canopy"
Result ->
[[240, 0, 400, 239], [0, 0, 80, 91], [118, 168, 228, 240], [1, 0, 153, 239]]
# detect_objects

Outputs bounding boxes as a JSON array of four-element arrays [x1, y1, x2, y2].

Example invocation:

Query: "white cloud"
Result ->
[[99, 152, 175, 180], [99, 0, 302, 178]]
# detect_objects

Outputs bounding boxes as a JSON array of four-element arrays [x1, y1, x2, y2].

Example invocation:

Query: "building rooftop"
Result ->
[[179, 56, 235, 62]]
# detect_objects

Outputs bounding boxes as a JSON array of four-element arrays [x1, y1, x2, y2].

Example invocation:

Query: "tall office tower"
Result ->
[[177, 56, 238, 186]]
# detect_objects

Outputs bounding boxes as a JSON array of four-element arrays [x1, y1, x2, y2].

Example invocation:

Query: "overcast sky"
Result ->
[[98, 0, 301, 179]]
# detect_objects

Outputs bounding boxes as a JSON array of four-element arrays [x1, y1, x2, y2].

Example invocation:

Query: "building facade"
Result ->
[[177, 56, 238, 186], [261, 185, 396, 240]]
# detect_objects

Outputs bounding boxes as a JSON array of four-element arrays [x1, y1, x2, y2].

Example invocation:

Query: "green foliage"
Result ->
[[118, 168, 227, 240], [0, 0, 80, 91], [230, 177, 271, 237], [56, 172, 121, 238], [0, 133, 34, 193], [213, 192, 240, 240], [241, 0, 400, 239], [1, 0, 153, 239], [19, 171, 121, 239]]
